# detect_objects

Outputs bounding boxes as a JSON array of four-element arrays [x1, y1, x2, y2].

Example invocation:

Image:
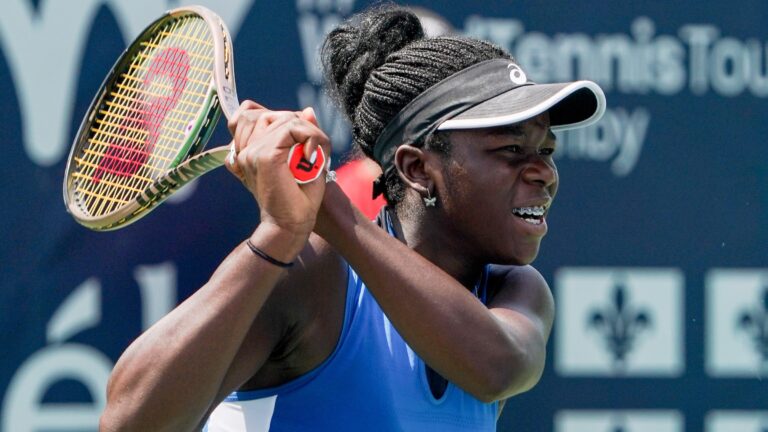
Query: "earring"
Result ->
[[423, 189, 436, 207]]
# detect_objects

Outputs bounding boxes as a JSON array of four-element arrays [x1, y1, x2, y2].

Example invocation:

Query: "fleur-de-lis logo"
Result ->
[[587, 277, 652, 373], [609, 414, 627, 432], [737, 285, 768, 375]]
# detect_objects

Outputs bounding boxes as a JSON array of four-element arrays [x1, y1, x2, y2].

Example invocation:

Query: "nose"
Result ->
[[520, 113, 556, 188], [521, 155, 557, 188]]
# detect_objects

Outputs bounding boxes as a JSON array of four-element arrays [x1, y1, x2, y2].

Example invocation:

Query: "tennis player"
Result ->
[[100, 6, 605, 431]]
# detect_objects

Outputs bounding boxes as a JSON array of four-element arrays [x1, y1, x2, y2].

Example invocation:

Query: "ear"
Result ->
[[393, 144, 432, 193]]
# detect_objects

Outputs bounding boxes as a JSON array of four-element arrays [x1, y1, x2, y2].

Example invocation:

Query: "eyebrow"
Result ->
[[486, 124, 556, 141], [488, 124, 525, 136]]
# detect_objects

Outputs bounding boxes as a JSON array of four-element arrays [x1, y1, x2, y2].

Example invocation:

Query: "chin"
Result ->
[[501, 245, 541, 266]]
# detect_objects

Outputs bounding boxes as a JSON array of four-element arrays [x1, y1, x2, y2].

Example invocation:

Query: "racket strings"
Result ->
[[78, 17, 191, 209], [96, 20, 195, 184], [87, 18, 189, 187], [117, 20, 215, 202], [74, 14, 216, 217]]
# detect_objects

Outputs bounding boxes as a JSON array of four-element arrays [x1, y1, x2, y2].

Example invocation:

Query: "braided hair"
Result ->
[[321, 6, 512, 205]]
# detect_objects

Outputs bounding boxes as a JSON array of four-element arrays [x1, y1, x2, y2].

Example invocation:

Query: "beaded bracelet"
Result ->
[[245, 239, 294, 268]]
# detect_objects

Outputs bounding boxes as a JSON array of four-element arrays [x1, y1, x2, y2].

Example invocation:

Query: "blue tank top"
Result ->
[[204, 213, 498, 431]]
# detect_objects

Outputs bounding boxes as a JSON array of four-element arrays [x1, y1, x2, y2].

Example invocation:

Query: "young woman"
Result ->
[[100, 6, 605, 432]]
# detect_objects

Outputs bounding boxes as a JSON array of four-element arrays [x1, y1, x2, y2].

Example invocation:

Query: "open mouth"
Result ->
[[512, 206, 547, 225]]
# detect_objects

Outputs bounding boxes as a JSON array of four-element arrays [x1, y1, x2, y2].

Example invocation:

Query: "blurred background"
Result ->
[[1, 1, 766, 431]]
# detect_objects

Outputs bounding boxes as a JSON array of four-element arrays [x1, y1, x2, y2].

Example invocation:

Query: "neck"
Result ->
[[388, 207, 484, 290]]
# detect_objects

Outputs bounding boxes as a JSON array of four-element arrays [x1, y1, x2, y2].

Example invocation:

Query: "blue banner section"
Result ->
[[1, 1, 766, 431]]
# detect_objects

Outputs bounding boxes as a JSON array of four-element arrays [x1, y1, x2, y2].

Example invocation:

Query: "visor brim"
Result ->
[[437, 80, 606, 131]]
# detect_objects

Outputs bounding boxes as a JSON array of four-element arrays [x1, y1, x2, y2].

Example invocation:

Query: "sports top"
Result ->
[[203, 210, 498, 431]]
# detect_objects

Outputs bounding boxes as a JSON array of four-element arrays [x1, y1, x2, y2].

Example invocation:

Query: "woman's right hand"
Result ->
[[225, 101, 331, 243]]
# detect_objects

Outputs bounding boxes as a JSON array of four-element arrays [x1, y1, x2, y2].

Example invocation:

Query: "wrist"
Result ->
[[316, 183, 353, 236], [249, 222, 310, 264], [245, 239, 294, 268], [315, 183, 375, 252]]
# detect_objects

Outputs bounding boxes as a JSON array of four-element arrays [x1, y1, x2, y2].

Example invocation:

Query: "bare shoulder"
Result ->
[[486, 265, 555, 335]]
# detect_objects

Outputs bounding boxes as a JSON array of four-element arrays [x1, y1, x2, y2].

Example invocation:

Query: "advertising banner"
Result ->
[[1, 1, 766, 431]]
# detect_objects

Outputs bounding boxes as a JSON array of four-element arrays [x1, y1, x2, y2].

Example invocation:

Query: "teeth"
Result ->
[[512, 206, 546, 217], [523, 218, 542, 225]]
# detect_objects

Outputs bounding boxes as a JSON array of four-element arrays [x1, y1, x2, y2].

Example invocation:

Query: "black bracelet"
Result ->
[[245, 239, 294, 268]]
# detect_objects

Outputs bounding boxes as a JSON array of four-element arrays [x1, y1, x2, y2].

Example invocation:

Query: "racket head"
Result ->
[[64, 6, 236, 231]]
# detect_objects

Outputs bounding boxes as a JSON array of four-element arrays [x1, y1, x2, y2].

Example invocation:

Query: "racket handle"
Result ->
[[287, 143, 327, 184], [227, 142, 327, 184]]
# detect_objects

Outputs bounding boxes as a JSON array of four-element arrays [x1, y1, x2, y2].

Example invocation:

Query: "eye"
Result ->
[[539, 147, 556, 156], [502, 145, 523, 154]]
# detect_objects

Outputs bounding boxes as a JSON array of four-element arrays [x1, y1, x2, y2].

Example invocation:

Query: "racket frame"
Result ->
[[64, 6, 238, 231]]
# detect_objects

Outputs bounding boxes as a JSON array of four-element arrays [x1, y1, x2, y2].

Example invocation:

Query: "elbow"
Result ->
[[99, 407, 123, 432], [100, 382, 136, 432], [470, 346, 546, 403], [100, 401, 166, 432], [100, 373, 123, 431], [100, 372, 207, 432], [100, 401, 133, 432], [100, 373, 152, 432]]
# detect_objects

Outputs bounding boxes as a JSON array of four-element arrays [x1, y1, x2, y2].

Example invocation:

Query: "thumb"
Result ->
[[297, 106, 330, 163]]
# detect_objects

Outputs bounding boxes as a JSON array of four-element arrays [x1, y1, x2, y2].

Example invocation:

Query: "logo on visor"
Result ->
[[508, 64, 527, 84]]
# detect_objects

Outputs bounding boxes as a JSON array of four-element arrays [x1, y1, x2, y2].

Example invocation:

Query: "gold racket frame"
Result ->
[[64, 6, 239, 231]]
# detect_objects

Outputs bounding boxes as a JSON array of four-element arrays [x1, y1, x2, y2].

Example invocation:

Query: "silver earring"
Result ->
[[423, 189, 436, 207]]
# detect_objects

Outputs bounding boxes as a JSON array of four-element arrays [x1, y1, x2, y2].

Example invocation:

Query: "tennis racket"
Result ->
[[63, 5, 327, 231]]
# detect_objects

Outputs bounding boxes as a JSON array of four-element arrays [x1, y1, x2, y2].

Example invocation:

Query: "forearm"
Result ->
[[101, 224, 306, 431], [317, 187, 543, 401]]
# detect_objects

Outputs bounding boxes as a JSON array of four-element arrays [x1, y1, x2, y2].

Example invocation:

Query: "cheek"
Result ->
[[441, 166, 502, 227], [551, 169, 560, 197], [438, 165, 480, 222]]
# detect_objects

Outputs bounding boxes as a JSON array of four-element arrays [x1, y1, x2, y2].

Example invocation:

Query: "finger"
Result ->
[[298, 107, 322, 160], [225, 142, 250, 190], [238, 111, 303, 156], [234, 119, 256, 155], [227, 100, 266, 135], [258, 110, 301, 131], [233, 109, 294, 154], [242, 119, 329, 171], [232, 112, 295, 174], [267, 110, 326, 161], [299, 107, 319, 127], [237, 110, 301, 143], [294, 119, 331, 165], [286, 122, 332, 170], [236, 117, 331, 189], [224, 144, 246, 182], [273, 118, 330, 154]]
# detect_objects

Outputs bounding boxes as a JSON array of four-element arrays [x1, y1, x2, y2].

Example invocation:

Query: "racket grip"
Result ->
[[229, 142, 327, 184]]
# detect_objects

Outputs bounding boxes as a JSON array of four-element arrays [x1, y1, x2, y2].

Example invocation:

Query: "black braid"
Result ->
[[322, 6, 512, 204]]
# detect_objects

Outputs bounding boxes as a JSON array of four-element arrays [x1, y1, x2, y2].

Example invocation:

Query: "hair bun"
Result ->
[[322, 7, 425, 120]]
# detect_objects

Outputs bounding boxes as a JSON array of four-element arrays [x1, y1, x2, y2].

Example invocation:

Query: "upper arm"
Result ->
[[488, 265, 554, 338], [196, 293, 287, 428], [199, 234, 347, 423], [486, 265, 555, 393]]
